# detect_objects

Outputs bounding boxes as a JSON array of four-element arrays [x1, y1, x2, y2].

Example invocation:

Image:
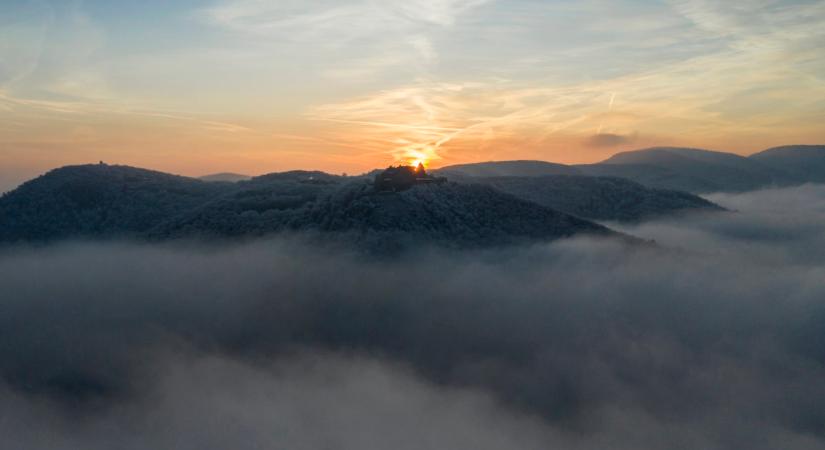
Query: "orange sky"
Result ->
[[2, 0, 825, 191]]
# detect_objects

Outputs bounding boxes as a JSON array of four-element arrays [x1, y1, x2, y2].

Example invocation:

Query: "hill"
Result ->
[[0, 165, 617, 249], [461, 175, 723, 222], [436, 160, 580, 179], [295, 182, 613, 249], [0, 164, 226, 243], [151, 171, 346, 239], [749, 145, 825, 183], [152, 177, 613, 249], [576, 147, 787, 193], [199, 172, 252, 183]]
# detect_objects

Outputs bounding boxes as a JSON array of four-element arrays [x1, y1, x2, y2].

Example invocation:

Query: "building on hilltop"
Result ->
[[374, 163, 445, 192]]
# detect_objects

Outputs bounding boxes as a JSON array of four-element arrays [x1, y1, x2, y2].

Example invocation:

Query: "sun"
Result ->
[[407, 151, 430, 168]]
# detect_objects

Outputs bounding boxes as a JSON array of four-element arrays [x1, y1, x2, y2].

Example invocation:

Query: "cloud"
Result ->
[[585, 132, 636, 147], [2, 185, 825, 448], [0, 354, 558, 450], [200, 0, 492, 78], [0, 1, 109, 100], [4, 0, 825, 182], [307, 80, 608, 164], [303, 0, 825, 164], [203, 0, 491, 35]]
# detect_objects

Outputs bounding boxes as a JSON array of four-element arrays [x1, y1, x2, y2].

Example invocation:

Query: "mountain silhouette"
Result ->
[[458, 174, 722, 222], [17, 146, 824, 247], [437, 160, 580, 178], [0, 164, 618, 249], [576, 147, 787, 193], [750, 145, 825, 184], [199, 172, 252, 183], [436, 146, 825, 194], [150, 175, 615, 249], [0, 164, 225, 242]]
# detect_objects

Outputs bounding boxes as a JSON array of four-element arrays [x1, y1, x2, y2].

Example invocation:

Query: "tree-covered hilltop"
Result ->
[[149, 170, 346, 239], [0, 164, 615, 248], [152, 177, 614, 249], [373, 163, 446, 192], [296, 181, 613, 250], [0, 162, 728, 247], [0, 164, 226, 242]]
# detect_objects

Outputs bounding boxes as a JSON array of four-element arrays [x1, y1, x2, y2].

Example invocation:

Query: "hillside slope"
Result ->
[[151, 171, 345, 239], [297, 182, 612, 249], [463, 175, 723, 222], [153, 180, 614, 249]]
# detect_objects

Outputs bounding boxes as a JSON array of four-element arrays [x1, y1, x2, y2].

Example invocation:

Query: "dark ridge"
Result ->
[[749, 145, 825, 183], [576, 147, 790, 193], [436, 160, 580, 178], [456, 174, 724, 222], [0, 164, 226, 243], [199, 172, 252, 183], [1, 164, 621, 250]]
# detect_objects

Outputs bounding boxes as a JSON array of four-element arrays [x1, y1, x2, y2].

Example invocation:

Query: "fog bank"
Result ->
[[2, 185, 825, 449]]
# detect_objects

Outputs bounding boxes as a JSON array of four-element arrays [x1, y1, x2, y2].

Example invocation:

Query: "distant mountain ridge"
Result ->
[[440, 145, 825, 193], [750, 145, 825, 184], [437, 160, 580, 178], [577, 146, 789, 193], [11, 145, 821, 246], [199, 172, 252, 183]]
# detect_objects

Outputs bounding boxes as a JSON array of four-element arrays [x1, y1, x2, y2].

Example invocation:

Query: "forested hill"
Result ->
[[461, 175, 723, 222], [152, 181, 613, 250], [0, 164, 617, 249], [0, 164, 226, 242]]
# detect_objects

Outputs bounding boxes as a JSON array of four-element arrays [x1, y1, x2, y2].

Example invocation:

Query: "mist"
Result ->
[[2, 185, 825, 449]]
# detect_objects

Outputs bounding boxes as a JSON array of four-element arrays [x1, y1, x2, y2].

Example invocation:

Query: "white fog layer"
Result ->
[[2, 185, 825, 449]]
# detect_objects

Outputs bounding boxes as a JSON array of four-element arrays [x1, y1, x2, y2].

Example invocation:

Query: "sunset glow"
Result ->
[[2, 1, 825, 191], [4, 3, 825, 447]]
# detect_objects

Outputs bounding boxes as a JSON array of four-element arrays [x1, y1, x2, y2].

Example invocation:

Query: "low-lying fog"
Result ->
[[2, 185, 825, 449]]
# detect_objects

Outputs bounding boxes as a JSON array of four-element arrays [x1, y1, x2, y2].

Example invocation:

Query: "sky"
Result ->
[[1, 0, 825, 189]]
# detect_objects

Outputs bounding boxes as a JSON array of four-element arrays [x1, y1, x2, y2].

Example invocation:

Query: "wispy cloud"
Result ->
[[204, 0, 491, 35], [305, 0, 825, 165], [2, 0, 824, 180], [201, 0, 492, 79]]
